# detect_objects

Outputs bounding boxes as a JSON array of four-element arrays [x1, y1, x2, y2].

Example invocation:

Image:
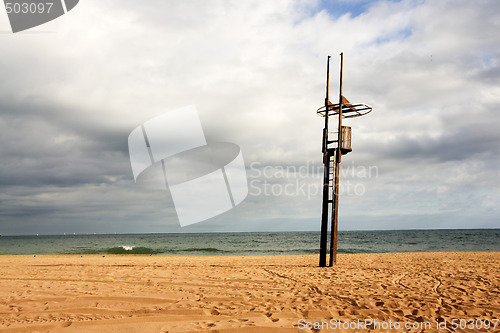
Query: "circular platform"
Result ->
[[317, 103, 372, 119]]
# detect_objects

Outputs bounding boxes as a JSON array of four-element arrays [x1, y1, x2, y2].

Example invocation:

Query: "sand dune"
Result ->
[[0, 252, 498, 332]]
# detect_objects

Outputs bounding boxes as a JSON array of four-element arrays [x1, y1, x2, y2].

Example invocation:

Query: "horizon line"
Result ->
[[1, 227, 499, 237]]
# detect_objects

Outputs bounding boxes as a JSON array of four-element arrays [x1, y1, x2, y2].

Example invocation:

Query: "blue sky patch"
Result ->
[[317, 0, 403, 18]]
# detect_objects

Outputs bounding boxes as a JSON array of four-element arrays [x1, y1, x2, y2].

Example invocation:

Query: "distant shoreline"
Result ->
[[1, 228, 499, 237], [1, 251, 500, 257]]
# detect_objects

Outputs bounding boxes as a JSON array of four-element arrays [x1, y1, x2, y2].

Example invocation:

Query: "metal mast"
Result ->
[[318, 56, 331, 267], [329, 52, 344, 266]]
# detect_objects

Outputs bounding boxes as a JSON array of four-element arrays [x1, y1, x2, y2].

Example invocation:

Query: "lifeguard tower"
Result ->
[[317, 53, 372, 267]]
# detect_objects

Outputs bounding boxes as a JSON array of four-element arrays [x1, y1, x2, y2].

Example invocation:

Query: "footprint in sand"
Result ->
[[53, 321, 72, 328]]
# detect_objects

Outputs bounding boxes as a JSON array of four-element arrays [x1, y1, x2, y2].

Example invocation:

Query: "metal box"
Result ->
[[340, 126, 351, 155]]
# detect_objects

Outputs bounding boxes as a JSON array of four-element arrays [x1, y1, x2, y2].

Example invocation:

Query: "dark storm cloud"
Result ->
[[363, 123, 500, 164], [0, 99, 131, 187]]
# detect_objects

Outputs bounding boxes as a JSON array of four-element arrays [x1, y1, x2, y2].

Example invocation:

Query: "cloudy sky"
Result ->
[[0, 0, 499, 235]]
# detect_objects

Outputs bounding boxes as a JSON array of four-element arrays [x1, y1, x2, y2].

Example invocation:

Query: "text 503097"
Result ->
[[450, 319, 498, 330], [5, 2, 53, 14]]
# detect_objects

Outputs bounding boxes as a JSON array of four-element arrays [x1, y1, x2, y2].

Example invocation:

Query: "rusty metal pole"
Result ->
[[329, 52, 343, 266], [319, 56, 331, 267]]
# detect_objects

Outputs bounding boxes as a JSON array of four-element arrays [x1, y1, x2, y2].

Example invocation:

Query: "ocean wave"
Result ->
[[74, 246, 158, 255], [107, 246, 157, 254], [174, 247, 226, 253], [338, 248, 376, 254]]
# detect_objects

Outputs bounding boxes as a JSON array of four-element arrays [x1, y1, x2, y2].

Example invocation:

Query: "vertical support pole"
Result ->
[[329, 52, 343, 266], [319, 56, 331, 267]]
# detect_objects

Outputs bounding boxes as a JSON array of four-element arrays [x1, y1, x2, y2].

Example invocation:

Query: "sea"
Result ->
[[0, 229, 499, 255]]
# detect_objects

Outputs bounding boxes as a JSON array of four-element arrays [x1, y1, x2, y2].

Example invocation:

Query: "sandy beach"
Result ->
[[0, 252, 498, 332]]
